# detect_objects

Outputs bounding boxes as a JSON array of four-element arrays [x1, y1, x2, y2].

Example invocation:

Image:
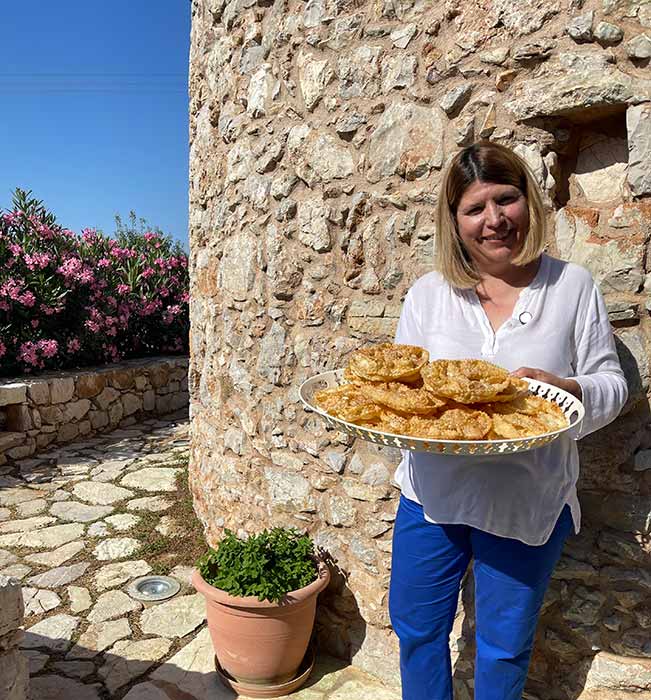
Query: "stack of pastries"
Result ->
[[314, 343, 568, 440]]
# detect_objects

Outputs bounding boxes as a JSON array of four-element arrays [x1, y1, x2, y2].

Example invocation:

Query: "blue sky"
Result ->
[[0, 1, 191, 249]]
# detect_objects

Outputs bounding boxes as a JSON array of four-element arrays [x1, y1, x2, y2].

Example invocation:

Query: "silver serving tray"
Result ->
[[299, 369, 585, 456]]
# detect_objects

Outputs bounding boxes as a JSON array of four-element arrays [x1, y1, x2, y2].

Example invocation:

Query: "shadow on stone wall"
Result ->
[[314, 548, 368, 666]]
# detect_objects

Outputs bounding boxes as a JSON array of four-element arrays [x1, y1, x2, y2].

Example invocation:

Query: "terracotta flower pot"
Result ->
[[192, 560, 330, 687]]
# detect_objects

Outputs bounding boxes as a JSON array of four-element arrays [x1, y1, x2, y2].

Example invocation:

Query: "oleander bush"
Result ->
[[0, 188, 189, 376]]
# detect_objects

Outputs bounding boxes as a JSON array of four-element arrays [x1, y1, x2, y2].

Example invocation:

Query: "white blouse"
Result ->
[[394, 254, 628, 545]]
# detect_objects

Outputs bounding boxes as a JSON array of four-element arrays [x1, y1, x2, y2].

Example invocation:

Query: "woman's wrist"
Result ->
[[562, 378, 582, 401]]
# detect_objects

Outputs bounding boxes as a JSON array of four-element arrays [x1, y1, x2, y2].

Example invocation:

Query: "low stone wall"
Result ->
[[0, 356, 189, 464], [0, 575, 28, 700]]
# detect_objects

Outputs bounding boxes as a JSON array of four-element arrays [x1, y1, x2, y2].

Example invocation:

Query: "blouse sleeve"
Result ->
[[570, 282, 628, 440]]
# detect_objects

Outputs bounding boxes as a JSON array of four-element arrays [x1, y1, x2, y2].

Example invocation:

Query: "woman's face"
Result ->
[[455, 180, 529, 271]]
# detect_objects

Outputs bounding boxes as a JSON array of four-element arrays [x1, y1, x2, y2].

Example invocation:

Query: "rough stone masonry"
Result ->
[[188, 1, 651, 697]]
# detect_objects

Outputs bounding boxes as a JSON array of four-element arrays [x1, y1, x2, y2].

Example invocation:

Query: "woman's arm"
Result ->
[[510, 367, 582, 400], [514, 282, 627, 439]]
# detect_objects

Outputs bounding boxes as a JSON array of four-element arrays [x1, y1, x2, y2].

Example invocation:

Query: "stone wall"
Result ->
[[188, 0, 651, 697], [0, 357, 189, 465], [0, 575, 28, 700]]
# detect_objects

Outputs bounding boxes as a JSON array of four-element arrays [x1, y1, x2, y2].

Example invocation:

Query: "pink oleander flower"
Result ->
[[0, 341, 5, 358], [37, 223, 55, 240], [40, 304, 56, 316], [143, 232, 159, 242], [97, 257, 111, 268], [38, 339, 58, 358], [85, 319, 101, 333], [0, 279, 24, 299], [18, 342, 40, 367], [8, 243, 22, 256], [24, 252, 51, 270], [67, 338, 81, 353], [31, 319, 39, 328], [102, 343, 120, 362], [117, 284, 130, 295], [141, 267, 155, 279], [18, 291, 36, 308], [162, 304, 181, 325], [0, 300, 9, 311], [58, 257, 83, 279], [77, 268, 94, 284]]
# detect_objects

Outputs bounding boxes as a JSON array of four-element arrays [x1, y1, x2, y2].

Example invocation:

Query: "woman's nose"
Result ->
[[484, 201, 503, 227]]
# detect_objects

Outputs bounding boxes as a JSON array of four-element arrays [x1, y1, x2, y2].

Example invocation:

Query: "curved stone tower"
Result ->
[[188, 1, 651, 696]]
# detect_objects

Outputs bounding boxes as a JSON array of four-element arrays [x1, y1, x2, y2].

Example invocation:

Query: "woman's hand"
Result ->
[[511, 367, 583, 400]]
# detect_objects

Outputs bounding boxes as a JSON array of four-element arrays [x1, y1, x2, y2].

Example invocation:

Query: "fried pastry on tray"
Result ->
[[408, 407, 492, 440], [314, 385, 382, 423], [348, 343, 429, 382], [421, 359, 525, 404], [359, 381, 447, 415], [486, 395, 568, 437]]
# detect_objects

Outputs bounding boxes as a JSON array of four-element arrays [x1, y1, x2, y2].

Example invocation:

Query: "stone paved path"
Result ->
[[0, 413, 400, 700]]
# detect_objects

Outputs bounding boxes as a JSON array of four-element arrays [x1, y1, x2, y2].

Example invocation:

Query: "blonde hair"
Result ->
[[435, 141, 547, 289]]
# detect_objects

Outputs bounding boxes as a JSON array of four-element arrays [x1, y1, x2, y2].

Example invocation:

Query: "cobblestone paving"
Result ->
[[0, 414, 400, 700]]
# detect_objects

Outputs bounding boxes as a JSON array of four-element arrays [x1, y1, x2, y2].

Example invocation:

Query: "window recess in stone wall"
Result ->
[[551, 110, 629, 208], [542, 108, 649, 329]]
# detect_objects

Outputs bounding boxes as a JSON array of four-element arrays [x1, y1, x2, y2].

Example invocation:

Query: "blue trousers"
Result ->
[[389, 495, 572, 700]]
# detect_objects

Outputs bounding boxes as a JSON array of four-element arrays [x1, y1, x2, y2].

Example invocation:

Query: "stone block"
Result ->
[[36, 433, 57, 450], [76, 374, 106, 399], [0, 433, 26, 453], [5, 405, 32, 432], [170, 392, 189, 411], [134, 375, 147, 391], [78, 420, 92, 436], [6, 441, 35, 460], [627, 103, 651, 197], [109, 369, 134, 390], [143, 391, 156, 412], [26, 382, 49, 405], [58, 423, 80, 444], [0, 576, 24, 637], [88, 411, 109, 430], [121, 394, 142, 417], [0, 649, 29, 700], [39, 405, 63, 425], [0, 384, 27, 407], [108, 401, 124, 426], [49, 378, 75, 404], [583, 651, 651, 691], [93, 387, 120, 411], [148, 365, 170, 389], [155, 395, 173, 415], [29, 409, 41, 430], [63, 400, 91, 423]]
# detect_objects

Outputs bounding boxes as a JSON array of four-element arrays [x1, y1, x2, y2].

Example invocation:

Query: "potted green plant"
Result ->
[[192, 526, 330, 697]]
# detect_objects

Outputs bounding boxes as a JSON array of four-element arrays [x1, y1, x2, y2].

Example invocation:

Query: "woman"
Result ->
[[388, 141, 628, 700]]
